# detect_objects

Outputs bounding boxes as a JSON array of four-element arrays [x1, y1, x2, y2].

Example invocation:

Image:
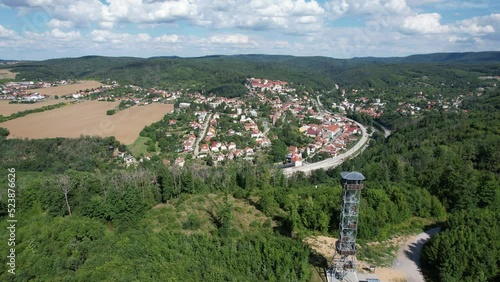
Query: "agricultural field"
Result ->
[[27, 80, 104, 96], [0, 69, 17, 79], [0, 101, 174, 144], [0, 99, 66, 116]]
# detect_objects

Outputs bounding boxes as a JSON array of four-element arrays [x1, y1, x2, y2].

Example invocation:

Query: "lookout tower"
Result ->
[[326, 171, 365, 282]]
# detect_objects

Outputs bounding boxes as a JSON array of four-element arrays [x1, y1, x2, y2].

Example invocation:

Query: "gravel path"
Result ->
[[393, 228, 440, 282]]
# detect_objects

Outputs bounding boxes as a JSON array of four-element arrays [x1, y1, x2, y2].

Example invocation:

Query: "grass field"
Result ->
[[0, 101, 174, 144], [127, 136, 151, 157], [0, 99, 67, 116], [27, 80, 104, 96], [147, 193, 271, 235], [0, 69, 17, 79]]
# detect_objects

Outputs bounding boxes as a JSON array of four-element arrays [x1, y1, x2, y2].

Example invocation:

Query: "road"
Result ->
[[193, 113, 212, 156], [282, 94, 370, 176], [283, 119, 369, 176], [374, 121, 392, 138], [393, 228, 440, 282]]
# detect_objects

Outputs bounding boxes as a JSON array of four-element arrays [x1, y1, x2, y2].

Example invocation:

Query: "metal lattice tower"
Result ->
[[327, 171, 365, 282]]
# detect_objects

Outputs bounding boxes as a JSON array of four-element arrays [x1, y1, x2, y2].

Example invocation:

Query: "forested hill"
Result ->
[[336, 87, 500, 281], [352, 51, 500, 63], [5, 51, 500, 91]]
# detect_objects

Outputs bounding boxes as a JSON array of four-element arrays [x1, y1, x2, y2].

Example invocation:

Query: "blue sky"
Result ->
[[0, 0, 499, 60]]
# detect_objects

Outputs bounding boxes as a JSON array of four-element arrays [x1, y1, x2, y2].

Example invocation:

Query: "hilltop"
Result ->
[[3, 51, 500, 92]]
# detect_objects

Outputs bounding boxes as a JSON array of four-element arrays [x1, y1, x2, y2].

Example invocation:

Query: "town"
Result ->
[[1, 74, 480, 172]]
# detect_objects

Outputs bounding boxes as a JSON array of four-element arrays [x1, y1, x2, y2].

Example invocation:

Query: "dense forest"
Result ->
[[336, 88, 500, 281]]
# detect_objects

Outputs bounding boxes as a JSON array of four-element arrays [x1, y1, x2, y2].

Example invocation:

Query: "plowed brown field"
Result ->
[[0, 69, 17, 79], [0, 99, 66, 116], [27, 80, 104, 96], [0, 101, 174, 144]]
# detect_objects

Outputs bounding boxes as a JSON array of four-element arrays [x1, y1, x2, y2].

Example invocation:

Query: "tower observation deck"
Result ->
[[326, 171, 365, 282]]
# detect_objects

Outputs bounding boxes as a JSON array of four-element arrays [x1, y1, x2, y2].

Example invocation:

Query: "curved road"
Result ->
[[283, 119, 369, 176], [393, 228, 440, 282], [283, 95, 370, 176]]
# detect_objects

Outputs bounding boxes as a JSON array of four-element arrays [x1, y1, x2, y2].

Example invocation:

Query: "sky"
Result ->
[[0, 0, 499, 60]]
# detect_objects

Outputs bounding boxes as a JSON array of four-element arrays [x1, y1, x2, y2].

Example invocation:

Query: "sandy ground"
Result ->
[[27, 80, 104, 96], [304, 233, 433, 282], [392, 228, 440, 282], [0, 99, 66, 116], [0, 69, 17, 79], [0, 101, 174, 144]]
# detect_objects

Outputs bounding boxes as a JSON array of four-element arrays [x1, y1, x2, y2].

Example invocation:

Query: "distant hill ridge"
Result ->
[[5, 51, 500, 90], [352, 51, 500, 63]]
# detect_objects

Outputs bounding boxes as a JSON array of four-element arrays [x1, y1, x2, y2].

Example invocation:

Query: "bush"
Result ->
[[0, 127, 10, 137], [182, 214, 202, 230], [106, 109, 116, 115]]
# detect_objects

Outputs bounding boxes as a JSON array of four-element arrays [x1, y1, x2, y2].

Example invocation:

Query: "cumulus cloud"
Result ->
[[195, 0, 325, 34], [1, 0, 326, 35], [402, 13, 449, 34], [1, 0, 499, 59], [47, 19, 74, 29], [325, 0, 411, 17], [0, 25, 17, 38], [25, 28, 81, 41], [155, 34, 179, 43], [101, 0, 197, 23], [208, 34, 250, 45], [49, 28, 80, 40]]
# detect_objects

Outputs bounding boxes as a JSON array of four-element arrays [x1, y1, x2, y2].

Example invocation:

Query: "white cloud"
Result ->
[[102, 0, 197, 23], [25, 28, 81, 41], [90, 29, 132, 43], [0, 25, 17, 38], [325, 0, 411, 18], [47, 19, 74, 29], [1, 0, 499, 59], [208, 34, 250, 45], [195, 0, 325, 34], [402, 13, 449, 34], [49, 28, 80, 40], [155, 34, 179, 43], [456, 22, 494, 35]]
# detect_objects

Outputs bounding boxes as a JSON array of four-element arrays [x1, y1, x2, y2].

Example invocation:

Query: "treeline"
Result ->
[[0, 102, 67, 123], [0, 136, 120, 173]]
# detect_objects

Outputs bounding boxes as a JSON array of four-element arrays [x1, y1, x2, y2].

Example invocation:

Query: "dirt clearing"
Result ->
[[0, 99, 66, 116], [0, 101, 174, 144], [305, 235, 407, 282], [27, 80, 104, 96]]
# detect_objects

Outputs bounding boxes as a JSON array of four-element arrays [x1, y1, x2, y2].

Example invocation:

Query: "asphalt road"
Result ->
[[193, 113, 212, 156], [283, 119, 369, 176]]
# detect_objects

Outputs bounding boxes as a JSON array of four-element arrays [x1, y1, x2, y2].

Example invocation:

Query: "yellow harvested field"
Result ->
[[0, 99, 66, 116], [0, 69, 17, 79], [1, 101, 174, 144], [27, 80, 104, 96]]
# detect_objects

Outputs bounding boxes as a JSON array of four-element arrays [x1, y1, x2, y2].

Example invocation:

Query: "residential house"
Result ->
[[244, 147, 254, 156], [228, 142, 237, 150], [216, 154, 225, 162], [174, 157, 185, 167], [200, 144, 209, 153]]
